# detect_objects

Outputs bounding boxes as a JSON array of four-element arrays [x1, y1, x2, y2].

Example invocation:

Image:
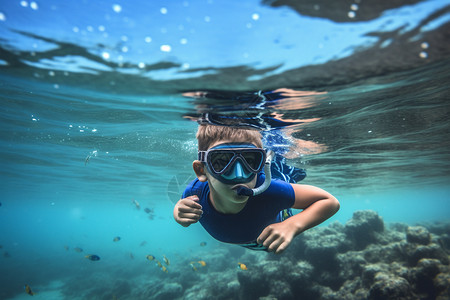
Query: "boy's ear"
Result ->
[[193, 161, 208, 182]]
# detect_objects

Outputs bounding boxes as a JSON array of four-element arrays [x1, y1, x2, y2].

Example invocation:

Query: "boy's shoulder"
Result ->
[[182, 178, 208, 198]]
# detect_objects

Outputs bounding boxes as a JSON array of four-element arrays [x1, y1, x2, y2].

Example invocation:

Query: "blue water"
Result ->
[[1, 0, 449, 299]]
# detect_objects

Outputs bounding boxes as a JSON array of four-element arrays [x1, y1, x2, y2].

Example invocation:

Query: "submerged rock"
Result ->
[[152, 283, 183, 300], [368, 274, 416, 300], [344, 210, 385, 250], [406, 226, 432, 245], [113, 210, 449, 300]]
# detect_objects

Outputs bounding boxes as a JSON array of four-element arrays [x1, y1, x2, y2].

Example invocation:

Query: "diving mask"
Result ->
[[198, 143, 266, 185]]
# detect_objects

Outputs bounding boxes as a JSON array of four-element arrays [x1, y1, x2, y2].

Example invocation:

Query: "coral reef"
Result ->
[[56, 210, 449, 299], [174, 210, 449, 300]]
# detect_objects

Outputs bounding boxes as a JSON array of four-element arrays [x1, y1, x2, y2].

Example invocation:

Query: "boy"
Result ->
[[173, 124, 339, 254]]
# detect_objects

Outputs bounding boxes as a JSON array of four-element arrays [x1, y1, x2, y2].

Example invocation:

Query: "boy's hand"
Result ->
[[173, 196, 203, 227], [257, 221, 297, 254]]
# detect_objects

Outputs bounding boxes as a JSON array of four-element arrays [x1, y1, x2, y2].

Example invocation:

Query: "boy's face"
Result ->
[[195, 139, 261, 202]]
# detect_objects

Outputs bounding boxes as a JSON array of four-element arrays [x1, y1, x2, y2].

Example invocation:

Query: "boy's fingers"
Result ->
[[178, 205, 202, 214], [186, 195, 199, 201], [267, 238, 283, 252], [179, 212, 202, 220], [178, 218, 198, 225], [256, 226, 271, 244], [182, 198, 202, 209], [275, 242, 288, 254]]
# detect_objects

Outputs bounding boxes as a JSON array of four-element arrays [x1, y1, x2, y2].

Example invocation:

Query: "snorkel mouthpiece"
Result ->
[[236, 150, 274, 196]]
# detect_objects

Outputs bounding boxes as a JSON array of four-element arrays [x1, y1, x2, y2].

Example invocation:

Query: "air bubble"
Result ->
[[102, 52, 110, 60], [30, 2, 38, 10], [421, 42, 429, 49], [252, 13, 259, 21], [160, 7, 168, 14], [419, 51, 428, 59], [348, 11, 356, 18], [350, 4, 358, 11], [160, 45, 172, 52], [112, 4, 122, 13], [0, 12, 6, 21]]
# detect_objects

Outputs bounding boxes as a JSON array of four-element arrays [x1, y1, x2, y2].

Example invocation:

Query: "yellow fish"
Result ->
[[156, 260, 163, 268], [146, 255, 155, 261], [113, 236, 121, 242], [24, 284, 35, 296], [163, 255, 170, 266], [197, 260, 206, 267], [161, 265, 168, 273], [238, 262, 247, 270]]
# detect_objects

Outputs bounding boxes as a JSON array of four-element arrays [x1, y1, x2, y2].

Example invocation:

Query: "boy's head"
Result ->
[[196, 124, 263, 151], [193, 125, 265, 201]]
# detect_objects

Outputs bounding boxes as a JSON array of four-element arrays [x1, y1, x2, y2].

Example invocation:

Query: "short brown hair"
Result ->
[[196, 125, 263, 151]]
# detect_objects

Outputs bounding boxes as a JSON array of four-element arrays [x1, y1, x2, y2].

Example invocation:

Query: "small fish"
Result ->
[[238, 262, 247, 270], [84, 150, 98, 166], [156, 260, 163, 268], [200, 242, 207, 247], [189, 261, 206, 271], [190, 263, 197, 271], [197, 260, 206, 267], [85, 254, 101, 261], [132, 199, 140, 210], [63, 245, 69, 251], [113, 236, 121, 242], [163, 255, 170, 266], [24, 284, 35, 296], [161, 265, 168, 273], [74, 247, 83, 253], [144, 207, 153, 214], [140, 241, 147, 247], [146, 255, 155, 261]]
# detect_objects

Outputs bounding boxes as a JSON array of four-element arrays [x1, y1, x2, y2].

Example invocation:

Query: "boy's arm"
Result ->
[[257, 184, 339, 254]]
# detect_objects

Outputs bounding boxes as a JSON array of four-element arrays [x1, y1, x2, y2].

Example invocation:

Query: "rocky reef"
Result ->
[[58, 210, 449, 300], [152, 210, 449, 300]]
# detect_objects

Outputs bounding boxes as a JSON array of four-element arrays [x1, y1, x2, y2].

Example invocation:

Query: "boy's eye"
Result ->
[[242, 152, 262, 169], [211, 152, 234, 171]]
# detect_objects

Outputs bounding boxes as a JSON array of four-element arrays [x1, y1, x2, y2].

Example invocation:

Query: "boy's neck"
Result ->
[[209, 190, 248, 214]]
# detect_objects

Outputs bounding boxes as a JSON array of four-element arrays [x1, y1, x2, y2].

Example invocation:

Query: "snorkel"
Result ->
[[235, 150, 275, 197]]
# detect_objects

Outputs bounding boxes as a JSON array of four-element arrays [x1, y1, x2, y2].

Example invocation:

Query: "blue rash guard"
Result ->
[[182, 173, 295, 250]]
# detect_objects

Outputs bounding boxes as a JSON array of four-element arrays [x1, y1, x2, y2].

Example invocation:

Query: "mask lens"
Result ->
[[209, 151, 235, 173], [242, 151, 264, 171]]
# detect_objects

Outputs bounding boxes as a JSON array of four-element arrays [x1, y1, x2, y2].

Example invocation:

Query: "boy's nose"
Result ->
[[234, 161, 245, 178]]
